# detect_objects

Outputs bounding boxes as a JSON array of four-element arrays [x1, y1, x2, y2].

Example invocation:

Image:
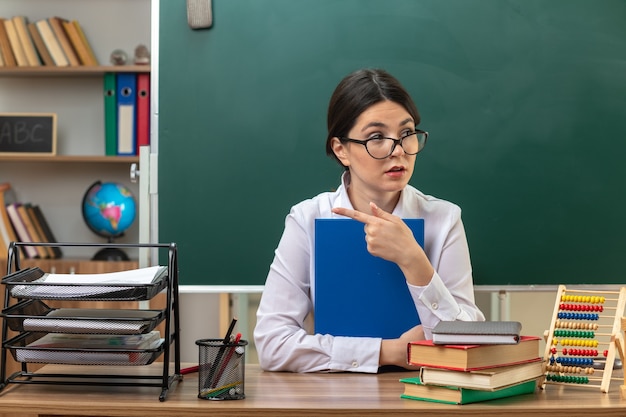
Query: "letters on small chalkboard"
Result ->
[[0, 113, 57, 155]]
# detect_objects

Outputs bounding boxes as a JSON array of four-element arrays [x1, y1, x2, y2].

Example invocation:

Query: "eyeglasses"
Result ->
[[339, 129, 428, 159]]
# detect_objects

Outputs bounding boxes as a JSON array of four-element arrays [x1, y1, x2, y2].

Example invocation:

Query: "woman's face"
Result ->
[[332, 100, 416, 200]]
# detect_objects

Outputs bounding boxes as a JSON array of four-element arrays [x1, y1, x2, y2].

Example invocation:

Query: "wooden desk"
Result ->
[[0, 364, 624, 416]]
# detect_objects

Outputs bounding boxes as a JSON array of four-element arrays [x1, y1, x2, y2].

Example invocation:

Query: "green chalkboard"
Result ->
[[159, 0, 626, 287]]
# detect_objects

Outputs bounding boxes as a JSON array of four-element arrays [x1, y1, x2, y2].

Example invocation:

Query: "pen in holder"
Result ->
[[196, 338, 247, 400]]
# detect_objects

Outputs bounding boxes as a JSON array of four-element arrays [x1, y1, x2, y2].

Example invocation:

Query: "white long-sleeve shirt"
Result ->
[[254, 174, 485, 373]]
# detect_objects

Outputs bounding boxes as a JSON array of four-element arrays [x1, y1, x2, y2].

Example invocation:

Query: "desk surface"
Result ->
[[0, 364, 625, 416]]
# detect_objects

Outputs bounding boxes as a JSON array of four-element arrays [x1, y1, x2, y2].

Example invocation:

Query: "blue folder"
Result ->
[[314, 218, 423, 339], [115, 73, 137, 156]]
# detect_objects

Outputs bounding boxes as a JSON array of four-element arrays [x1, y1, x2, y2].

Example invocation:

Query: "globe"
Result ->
[[81, 181, 136, 260]]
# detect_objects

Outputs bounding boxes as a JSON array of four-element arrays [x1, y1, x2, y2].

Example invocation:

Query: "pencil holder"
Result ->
[[196, 338, 247, 400]]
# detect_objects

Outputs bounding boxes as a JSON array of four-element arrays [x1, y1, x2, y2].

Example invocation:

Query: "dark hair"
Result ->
[[326, 68, 421, 168]]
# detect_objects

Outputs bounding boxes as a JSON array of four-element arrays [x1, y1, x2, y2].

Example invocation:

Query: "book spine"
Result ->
[[35, 19, 68, 67], [4, 18, 28, 67], [0, 18, 17, 67], [31, 205, 62, 259], [61, 19, 92, 66], [72, 20, 98, 65], [12, 16, 41, 66], [27, 22, 54, 66], [0, 183, 17, 244], [48, 16, 79, 66], [25, 205, 55, 259], [16, 204, 47, 259], [6, 204, 38, 258]]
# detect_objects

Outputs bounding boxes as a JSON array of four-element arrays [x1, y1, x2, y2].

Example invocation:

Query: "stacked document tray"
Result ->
[[0, 242, 182, 401]]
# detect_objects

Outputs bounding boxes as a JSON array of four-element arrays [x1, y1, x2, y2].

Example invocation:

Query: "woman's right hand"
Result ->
[[379, 324, 425, 369]]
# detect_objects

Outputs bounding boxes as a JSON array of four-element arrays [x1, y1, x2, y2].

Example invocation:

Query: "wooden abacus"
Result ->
[[542, 285, 626, 393]]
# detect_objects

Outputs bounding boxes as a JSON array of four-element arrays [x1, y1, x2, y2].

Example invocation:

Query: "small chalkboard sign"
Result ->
[[0, 113, 57, 156]]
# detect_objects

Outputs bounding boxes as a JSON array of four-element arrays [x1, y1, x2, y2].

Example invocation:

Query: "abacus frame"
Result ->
[[542, 285, 626, 393]]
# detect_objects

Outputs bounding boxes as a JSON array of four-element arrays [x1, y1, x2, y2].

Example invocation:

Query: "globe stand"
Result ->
[[92, 237, 129, 261]]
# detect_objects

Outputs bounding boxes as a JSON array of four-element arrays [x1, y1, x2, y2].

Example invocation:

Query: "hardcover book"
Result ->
[[16, 204, 48, 259], [12, 16, 40, 67], [35, 19, 68, 66], [419, 360, 543, 390], [407, 336, 541, 371], [6, 203, 39, 258], [61, 18, 96, 66], [29, 204, 62, 258], [48, 16, 79, 66], [400, 376, 537, 405], [432, 320, 522, 345], [3, 17, 27, 66], [27, 22, 54, 66], [0, 18, 17, 67], [72, 20, 98, 65], [0, 183, 17, 254]]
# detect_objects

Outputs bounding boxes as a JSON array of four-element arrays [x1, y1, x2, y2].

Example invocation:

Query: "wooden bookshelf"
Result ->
[[0, 155, 139, 163], [0, 0, 150, 258], [0, 65, 150, 77]]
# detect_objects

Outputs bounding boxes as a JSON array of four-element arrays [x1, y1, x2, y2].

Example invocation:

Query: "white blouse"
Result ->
[[254, 173, 485, 373]]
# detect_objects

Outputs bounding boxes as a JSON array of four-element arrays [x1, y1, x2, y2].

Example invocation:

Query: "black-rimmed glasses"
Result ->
[[339, 129, 428, 159]]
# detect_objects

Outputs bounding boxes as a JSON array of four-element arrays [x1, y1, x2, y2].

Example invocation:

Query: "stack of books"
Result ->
[[0, 15, 98, 68], [401, 321, 544, 405], [0, 182, 61, 260]]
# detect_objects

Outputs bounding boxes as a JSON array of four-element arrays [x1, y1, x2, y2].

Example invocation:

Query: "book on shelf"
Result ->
[[23, 204, 56, 259], [0, 183, 17, 255], [407, 336, 541, 371], [35, 18, 68, 67], [16, 204, 48, 259], [11, 16, 41, 67], [72, 19, 98, 65], [48, 16, 80, 66], [3, 17, 27, 66], [400, 376, 538, 405], [28, 204, 62, 258], [27, 22, 54, 66], [1, 185, 61, 260], [431, 320, 522, 345], [5, 203, 39, 259], [0, 18, 17, 67], [419, 360, 544, 391], [60, 18, 96, 66]]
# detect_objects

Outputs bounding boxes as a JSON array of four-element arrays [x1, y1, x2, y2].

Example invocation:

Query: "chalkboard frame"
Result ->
[[0, 113, 57, 156]]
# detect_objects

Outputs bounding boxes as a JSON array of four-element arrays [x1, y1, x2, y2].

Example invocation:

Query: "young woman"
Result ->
[[254, 68, 484, 373]]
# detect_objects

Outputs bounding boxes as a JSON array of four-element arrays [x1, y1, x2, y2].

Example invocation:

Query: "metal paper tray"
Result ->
[[5, 332, 165, 366], [2, 267, 168, 301], [1, 300, 165, 335]]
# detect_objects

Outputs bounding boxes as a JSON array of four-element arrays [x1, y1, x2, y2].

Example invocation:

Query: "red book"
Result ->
[[135, 72, 150, 154], [407, 336, 541, 371]]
